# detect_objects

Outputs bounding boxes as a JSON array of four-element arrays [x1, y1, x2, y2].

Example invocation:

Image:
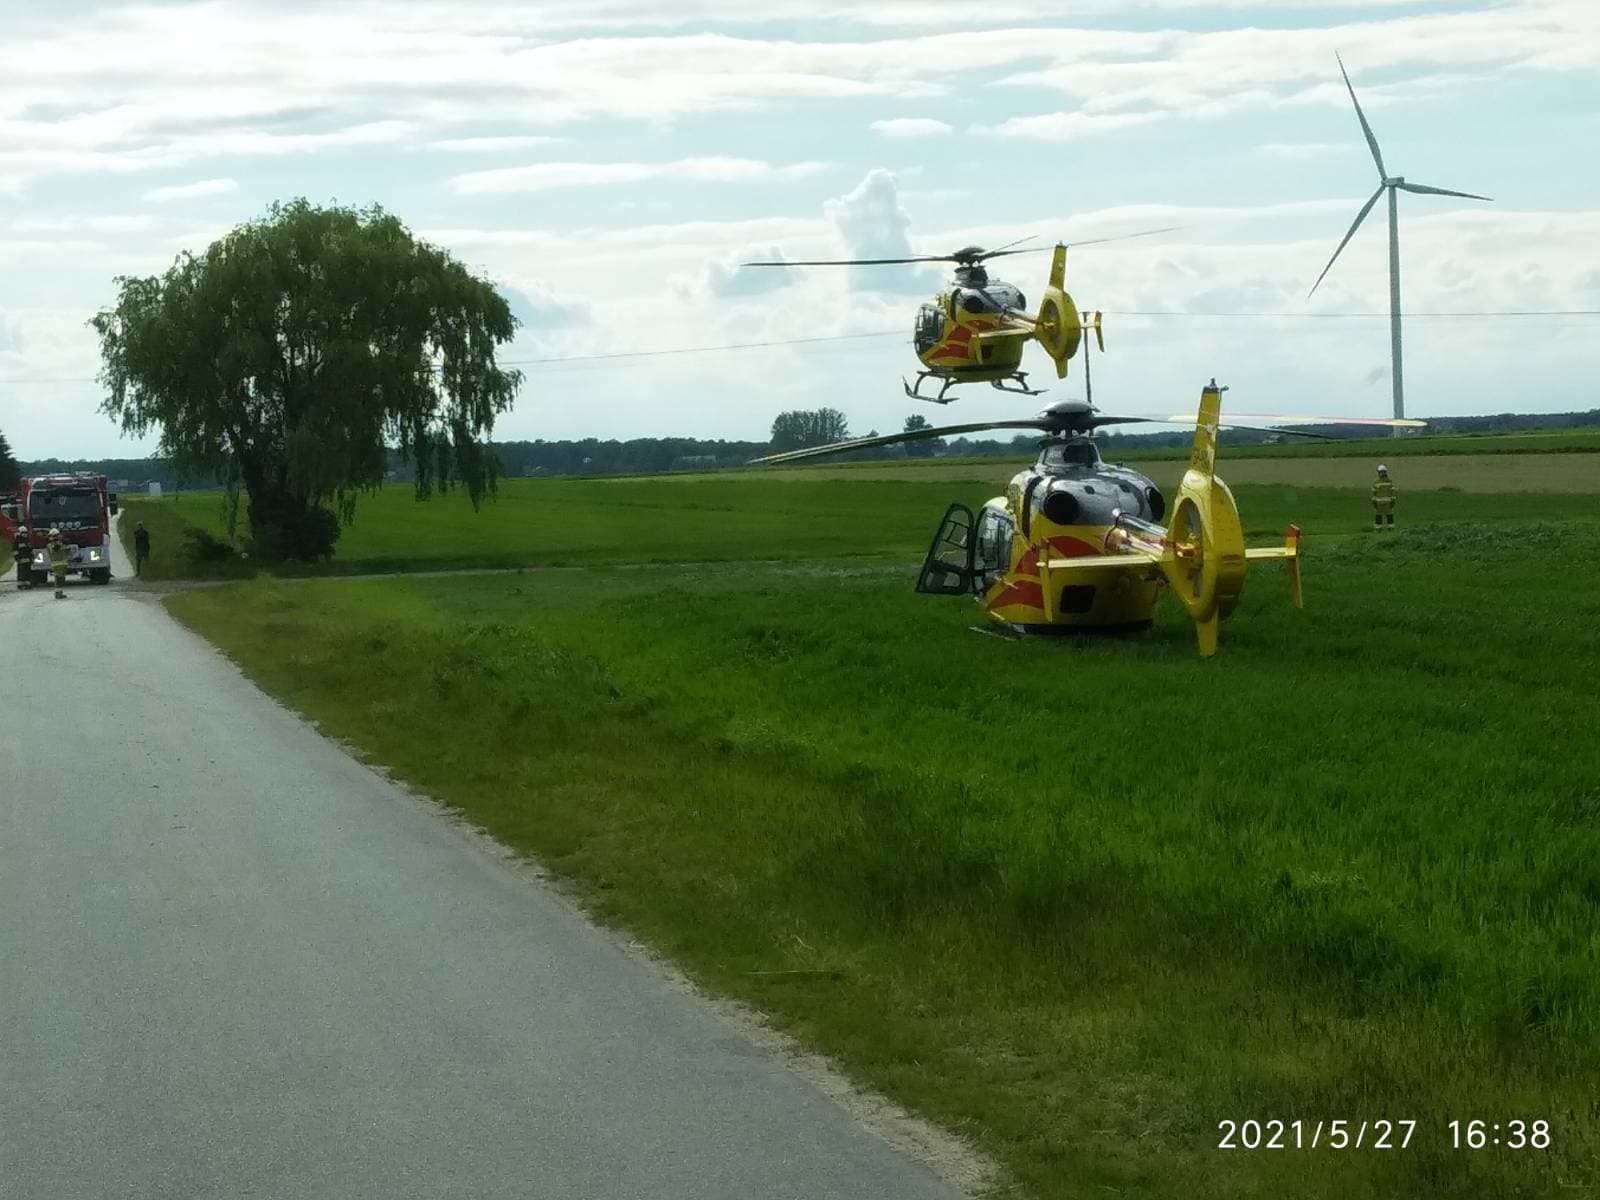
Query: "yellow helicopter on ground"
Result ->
[[755, 380, 1424, 655], [743, 232, 1171, 403]]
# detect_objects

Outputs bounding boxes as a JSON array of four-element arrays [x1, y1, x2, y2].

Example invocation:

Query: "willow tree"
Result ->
[[93, 199, 523, 560]]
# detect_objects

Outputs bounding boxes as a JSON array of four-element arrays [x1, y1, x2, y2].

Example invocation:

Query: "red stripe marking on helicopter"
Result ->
[[1047, 535, 1100, 558], [991, 579, 1044, 610], [928, 327, 973, 364], [1014, 535, 1104, 578]]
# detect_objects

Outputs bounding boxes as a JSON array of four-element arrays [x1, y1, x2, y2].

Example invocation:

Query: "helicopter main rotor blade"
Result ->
[[1337, 52, 1386, 180], [1308, 183, 1385, 297], [1061, 225, 1181, 249], [975, 226, 1181, 261], [744, 227, 1180, 270], [1162, 412, 1426, 428], [1396, 180, 1493, 202], [740, 254, 950, 267], [1083, 415, 1161, 429], [752, 420, 1052, 465], [1085, 414, 1337, 439], [983, 234, 1038, 255]]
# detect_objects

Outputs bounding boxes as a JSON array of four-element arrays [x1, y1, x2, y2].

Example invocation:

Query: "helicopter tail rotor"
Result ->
[[1075, 380, 1256, 655], [1157, 380, 1248, 653], [1033, 244, 1083, 378]]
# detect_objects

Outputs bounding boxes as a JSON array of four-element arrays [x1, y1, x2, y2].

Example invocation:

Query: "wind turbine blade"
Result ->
[[1397, 181, 1493, 202], [1336, 53, 1386, 180], [1308, 185, 1385, 297]]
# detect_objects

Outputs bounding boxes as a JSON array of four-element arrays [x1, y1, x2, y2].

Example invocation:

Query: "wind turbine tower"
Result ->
[[1309, 54, 1491, 426]]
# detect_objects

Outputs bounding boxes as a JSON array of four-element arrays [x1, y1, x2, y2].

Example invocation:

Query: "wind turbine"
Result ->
[[1309, 54, 1491, 426]]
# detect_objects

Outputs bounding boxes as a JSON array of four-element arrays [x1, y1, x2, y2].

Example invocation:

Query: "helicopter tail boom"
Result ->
[[1039, 381, 1304, 655]]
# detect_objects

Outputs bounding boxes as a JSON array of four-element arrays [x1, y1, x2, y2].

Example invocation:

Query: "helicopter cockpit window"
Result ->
[[974, 508, 1013, 581], [987, 285, 1024, 312], [914, 303, 944, 354], [958, 291, 1001, 315]]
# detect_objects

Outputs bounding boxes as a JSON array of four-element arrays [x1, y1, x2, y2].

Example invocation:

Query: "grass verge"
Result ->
[[117, 497, 256, 583]]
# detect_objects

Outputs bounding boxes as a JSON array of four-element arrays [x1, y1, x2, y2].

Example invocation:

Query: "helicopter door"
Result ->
[[916, 503, 976, 595]]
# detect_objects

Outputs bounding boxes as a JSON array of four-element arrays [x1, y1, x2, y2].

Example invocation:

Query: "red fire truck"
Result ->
[[16, 473, 119, 586]]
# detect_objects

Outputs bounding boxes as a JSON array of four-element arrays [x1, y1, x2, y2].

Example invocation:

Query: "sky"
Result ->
[[1, 0, 1598, 460]]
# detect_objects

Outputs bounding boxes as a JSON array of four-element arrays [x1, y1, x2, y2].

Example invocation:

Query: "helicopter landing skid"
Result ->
[[969, 623, 1022, 641], [902, 370, 1044, 403], [902, 372, 960, 404], [989, 373, 1044, 398]]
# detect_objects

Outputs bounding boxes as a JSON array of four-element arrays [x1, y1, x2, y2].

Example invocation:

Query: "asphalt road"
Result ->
[[0, 535, 968, 1200]]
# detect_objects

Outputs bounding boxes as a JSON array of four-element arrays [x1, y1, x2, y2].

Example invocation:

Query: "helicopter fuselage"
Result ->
[[919, 437, 1170, 630], [766, 379, 1303, 655], [912, 276, 1031, 384]]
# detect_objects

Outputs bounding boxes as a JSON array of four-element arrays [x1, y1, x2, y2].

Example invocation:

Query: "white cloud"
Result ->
[[1254, 141, 1350, 159], [869, 117, 952, 138], [498, 277, 594, 330], [682, 246, 798, 299], [448, 157, 830, 195], [0, 1, 1592, 197], [426, 135, 567, 153], [329, 0, 1455, 38], [0, 116, 415, 193], [990, 110, 1165, 141], [823, 169, 930, 294], [8, 214, 160, 234], [143, 177, 239, 204]]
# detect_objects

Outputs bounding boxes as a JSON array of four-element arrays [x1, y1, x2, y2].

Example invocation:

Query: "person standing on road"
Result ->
[[48, 526, 69, 598], [134, 521, 151, 578], [1371, 464, 1396, 530], [11, 525, 29, 588]]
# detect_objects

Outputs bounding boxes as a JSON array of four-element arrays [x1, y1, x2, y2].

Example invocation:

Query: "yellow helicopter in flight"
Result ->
[[756, 380, 1424, 655], [743, 232, 1171, 403]]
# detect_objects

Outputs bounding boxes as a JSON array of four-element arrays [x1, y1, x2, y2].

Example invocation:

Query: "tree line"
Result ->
[[17, 403, 1600, 496]]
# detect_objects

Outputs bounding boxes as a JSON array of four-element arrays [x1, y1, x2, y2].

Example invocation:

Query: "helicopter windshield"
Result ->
[[989, 284, 1025, 311], [1043, 441, 1102, 469]]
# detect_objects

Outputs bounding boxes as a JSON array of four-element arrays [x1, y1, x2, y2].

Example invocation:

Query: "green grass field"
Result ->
[[121, 452, 1599, 582], [160, 467, 1600, 1200]]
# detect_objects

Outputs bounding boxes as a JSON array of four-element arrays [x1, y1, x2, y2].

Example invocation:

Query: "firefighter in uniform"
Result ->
[[1371, 464, 1396, 530], [11, 525, 29, 588], [48, 526, 70, 597], [134, 521, 151, 578]]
